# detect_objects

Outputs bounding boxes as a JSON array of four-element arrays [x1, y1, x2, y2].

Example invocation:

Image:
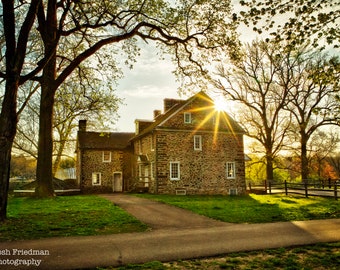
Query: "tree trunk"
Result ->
[[52, 133, 68, 177], [301, 134, 309, 182], [35, 83, 56, 197], [35, 72, 57, 197], [35, 0, 58, 197], [0, 79, 19, 220], [266, 152, 274, 183], [35, 40, 57, 197]]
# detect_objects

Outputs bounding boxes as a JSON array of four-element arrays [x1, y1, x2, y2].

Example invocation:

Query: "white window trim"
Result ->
[[194, 135, 202, 151], [102, 151, 111, 163], [92, 172, 102, 186], [184, 112, 191, 123], [151, 135, 155, 151], [138, 164, 143, 181], [226, 162, 236, 179], [170, 161, 180, 180]]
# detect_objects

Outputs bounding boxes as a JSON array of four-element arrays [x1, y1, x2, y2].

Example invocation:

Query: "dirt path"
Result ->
[[100, 194, 228, 230]]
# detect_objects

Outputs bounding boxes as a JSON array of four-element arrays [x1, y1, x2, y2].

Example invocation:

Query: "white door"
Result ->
[[113, 172, 123, 192], [144, 167, 149, 187]]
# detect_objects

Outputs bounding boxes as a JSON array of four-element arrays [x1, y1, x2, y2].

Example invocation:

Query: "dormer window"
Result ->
[[184, 112, 191, 123]]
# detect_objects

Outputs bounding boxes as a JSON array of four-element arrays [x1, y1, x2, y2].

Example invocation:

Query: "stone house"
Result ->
[[76, 121, 135, 193], [76, 91, 246, 195]]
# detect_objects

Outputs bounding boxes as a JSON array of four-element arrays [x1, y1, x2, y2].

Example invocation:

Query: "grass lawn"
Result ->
[[0, 195, 148, 241], [135, 193, 340, 223], [1, 193, 338, 241], [103, 242, 340, 270]]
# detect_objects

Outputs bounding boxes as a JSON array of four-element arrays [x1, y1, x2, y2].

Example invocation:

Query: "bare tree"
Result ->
[[214, 40, 292, 183], [283, 50, 340, 181]]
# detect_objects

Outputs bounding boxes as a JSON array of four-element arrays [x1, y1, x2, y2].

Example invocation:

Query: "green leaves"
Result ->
[[237, 0, 340, 49]]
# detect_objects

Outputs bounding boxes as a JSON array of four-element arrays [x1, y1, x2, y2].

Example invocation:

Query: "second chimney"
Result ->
[[164, 98, 182, 112], [79, 119, 87, 132], [153, 110, 162, 119]]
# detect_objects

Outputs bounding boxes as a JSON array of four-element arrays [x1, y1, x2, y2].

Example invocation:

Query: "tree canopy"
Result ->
[[215, 39, 340, 181], [238, 0, 340, 49], [0, 0, 238, 219]]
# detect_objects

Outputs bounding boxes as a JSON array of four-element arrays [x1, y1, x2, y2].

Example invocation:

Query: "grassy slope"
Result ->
[[135, 194, 340, 223], [0, 195, 148, 241]]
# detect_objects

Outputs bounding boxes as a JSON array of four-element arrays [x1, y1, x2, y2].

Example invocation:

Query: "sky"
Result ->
[[112, 2, 339, 135], [114, 45, 228, 132], [112, 1, 255, 132], [113, 40, 231, 132], [114, 42, 183, 132]]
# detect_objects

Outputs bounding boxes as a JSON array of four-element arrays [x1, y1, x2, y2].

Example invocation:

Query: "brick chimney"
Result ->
[[135, 119, 152, 134], [153, 110, 162, 119], [163, 98, 182, 112], [78, 119, 87, 132]]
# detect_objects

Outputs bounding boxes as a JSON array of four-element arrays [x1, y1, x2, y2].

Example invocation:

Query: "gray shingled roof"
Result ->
[[77, 132, 134, 150], [132, 91, 245, 140]]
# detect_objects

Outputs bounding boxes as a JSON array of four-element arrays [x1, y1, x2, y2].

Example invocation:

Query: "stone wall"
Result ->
[[154, 130, 246, 195], [79, 149, 131, 193], [132, 95, 247, 195]]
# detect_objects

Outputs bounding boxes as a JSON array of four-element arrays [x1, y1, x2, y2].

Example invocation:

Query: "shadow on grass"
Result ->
[[135, 193, 340, 223]]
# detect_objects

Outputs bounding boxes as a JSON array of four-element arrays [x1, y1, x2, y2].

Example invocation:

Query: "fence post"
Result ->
[[285, 180, 288, 196], [334, 181, 338, 201], [269, 180, 272, 194], [248, 182, 252, 193], [264, 180, 267, 194], [304, 180, 308, 198]]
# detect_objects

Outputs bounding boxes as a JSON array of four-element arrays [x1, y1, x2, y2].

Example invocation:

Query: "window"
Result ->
[[184, 112, 191, 123], [170, 162, 180, 180], [102, 151, 111, 162], [151, 135, 155, 151], [194, 135, 202, 150], [226, 162, 236, 179], [92, 172, 101, 185], [138, 164, 143, 181]]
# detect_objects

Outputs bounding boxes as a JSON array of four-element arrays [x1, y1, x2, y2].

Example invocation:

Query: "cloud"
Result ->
[[121, 84, 177, 98]]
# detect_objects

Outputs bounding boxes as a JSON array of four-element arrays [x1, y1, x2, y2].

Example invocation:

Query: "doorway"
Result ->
[[113, 172, 123, 192]]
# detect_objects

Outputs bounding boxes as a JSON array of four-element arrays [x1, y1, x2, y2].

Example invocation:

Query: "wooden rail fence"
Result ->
[[248, 180, 339, 200]]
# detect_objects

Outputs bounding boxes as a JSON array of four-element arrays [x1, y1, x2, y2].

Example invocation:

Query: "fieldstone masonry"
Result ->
[[76, 91, 246, 195]]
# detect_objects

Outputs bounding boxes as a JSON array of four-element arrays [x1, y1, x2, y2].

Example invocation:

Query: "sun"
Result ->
[[214, 97, 227, 111]]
